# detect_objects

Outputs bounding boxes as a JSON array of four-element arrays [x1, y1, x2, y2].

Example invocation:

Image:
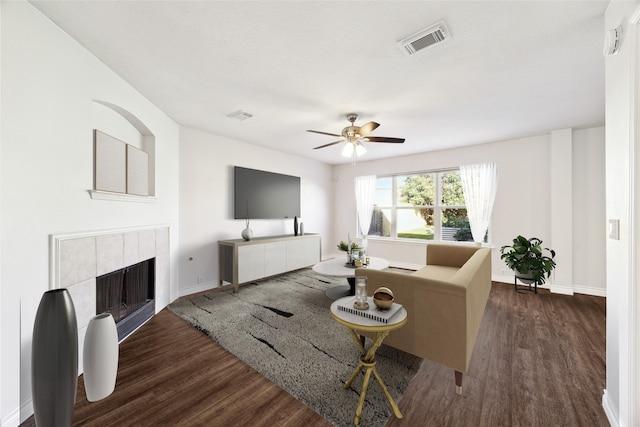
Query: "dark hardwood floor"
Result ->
[[21, 282, 608, 427]]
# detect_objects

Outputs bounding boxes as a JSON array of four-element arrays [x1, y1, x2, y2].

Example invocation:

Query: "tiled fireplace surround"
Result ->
[[50, 225, 170, 373]]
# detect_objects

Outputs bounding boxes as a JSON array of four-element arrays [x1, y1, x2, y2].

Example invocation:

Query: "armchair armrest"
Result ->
[[355, 268, 467, 369], [426, 243, 482, 268]]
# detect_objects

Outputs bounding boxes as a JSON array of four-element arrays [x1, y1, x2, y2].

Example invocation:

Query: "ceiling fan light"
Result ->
[[342, 142, 355, 157], [308, 113, 404, 161]]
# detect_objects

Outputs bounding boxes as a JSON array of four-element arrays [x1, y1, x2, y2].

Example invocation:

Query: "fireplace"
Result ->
[[50, 225, 170, 372], [96, 258, 155, 342]]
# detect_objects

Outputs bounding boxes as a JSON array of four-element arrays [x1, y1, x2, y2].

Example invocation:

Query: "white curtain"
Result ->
[[354, 175, 376, 237], [460, 163, 498, 243]]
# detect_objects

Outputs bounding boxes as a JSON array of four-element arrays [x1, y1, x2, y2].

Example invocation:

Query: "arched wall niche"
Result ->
[[92, 100, 156, 197]]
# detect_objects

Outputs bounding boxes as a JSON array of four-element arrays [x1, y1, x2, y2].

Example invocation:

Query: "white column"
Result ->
[[550, 128, 573, 294]]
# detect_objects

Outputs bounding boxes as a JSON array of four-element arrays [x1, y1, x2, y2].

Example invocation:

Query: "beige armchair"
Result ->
[[355, 243, 492, 393]]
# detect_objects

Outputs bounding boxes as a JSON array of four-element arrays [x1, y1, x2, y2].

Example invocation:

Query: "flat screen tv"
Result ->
[[234, 166, 301, 219]]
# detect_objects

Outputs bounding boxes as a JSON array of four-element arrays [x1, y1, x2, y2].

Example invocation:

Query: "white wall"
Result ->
[[1, 3, 180, 425], [572, 127, 607, 293], [603, 2, 640, 426], [332, 128, 606, 296], [572, 127, 606, 294], [178, 126, 333, 296]]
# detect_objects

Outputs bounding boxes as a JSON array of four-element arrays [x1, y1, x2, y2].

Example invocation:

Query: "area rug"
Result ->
[[168, 268, 422, 427]]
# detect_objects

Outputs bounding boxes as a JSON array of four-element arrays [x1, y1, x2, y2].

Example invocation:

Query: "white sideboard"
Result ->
[[218, 234, 321, 292]]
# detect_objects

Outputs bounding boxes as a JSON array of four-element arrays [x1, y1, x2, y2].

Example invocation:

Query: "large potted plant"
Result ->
[[500, 235, 556, 292]]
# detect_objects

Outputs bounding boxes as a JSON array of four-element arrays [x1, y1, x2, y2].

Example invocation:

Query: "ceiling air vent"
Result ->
[[398, 20, 450, 56], [226, 110, 254, 121]]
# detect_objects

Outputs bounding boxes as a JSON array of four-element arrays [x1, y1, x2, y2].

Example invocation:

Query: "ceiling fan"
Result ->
[[307, 113, 405, 159]]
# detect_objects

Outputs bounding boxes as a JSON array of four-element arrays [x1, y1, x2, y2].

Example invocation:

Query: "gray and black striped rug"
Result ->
[[168, 268, 422, 427]]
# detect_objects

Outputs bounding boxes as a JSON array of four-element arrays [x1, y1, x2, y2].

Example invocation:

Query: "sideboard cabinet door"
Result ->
[[237, 244, 265, 283]]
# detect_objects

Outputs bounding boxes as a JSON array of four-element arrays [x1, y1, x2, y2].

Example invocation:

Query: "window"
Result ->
[[366, 169, 478, 242]]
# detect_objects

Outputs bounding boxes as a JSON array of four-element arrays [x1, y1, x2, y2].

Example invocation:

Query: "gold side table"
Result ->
[[330, 297, 408, 426]]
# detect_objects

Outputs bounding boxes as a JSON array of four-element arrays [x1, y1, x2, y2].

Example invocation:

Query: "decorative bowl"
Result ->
[[373, 287, 394, 310]]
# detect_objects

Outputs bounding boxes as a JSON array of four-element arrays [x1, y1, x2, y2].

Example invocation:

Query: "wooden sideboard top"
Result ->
[[219, 233, 320, 245]]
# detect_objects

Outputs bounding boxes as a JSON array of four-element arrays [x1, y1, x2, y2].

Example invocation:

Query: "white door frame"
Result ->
[[628, 5, 640, 427]]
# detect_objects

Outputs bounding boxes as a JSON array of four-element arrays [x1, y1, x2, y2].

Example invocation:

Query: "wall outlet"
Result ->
[[197, 276, 203, 284], [608, 219, 620, 240]]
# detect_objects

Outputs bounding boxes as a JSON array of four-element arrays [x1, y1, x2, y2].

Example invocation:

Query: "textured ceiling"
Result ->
[[31, 1, 608, 165]]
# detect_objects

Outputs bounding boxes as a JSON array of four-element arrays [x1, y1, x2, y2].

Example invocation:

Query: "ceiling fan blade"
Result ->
[[307, 130, 342, 137], [313, 140, 343, 150], [366, 136, 405, 144], [356, 121, 380, 137]]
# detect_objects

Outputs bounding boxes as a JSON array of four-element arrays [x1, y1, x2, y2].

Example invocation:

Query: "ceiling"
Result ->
[[31, 1, 608, 165]]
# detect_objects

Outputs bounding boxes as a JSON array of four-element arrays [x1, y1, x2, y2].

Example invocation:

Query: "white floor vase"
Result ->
[[83, 313, 119, 402]]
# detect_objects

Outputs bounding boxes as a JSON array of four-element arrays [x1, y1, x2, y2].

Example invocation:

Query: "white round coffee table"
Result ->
[[312, 256, 389, 300]]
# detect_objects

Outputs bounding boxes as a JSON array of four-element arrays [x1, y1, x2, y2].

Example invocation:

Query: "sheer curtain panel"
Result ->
[[354, 175, 376, 240], [460, 163, 498, 243]]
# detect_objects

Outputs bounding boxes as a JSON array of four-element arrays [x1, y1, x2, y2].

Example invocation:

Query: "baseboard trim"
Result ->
[[602, 389, 621, 427], [549, 285, 574, 295], [19, 398, 34, 427], [492, 276, 606, 297], [179, 281, 219, 298], [2, 395, 33, 427], [493, 274, 517, 285], [572, 285, 607, 297], [2, 404, 21, 427]]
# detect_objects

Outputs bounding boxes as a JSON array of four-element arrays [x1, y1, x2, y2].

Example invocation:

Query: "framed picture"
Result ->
[[94, 130, 126, 193], [126, 145, 149, 196]]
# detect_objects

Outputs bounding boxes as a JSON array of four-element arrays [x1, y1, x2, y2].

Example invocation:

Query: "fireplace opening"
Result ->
[[96, 258, 155, 342]]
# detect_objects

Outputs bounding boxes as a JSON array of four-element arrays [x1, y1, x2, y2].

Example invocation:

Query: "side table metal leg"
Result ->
[[354, 364, 374, 426], [372, 367, 403, 419], [346, 329, 366, 355], [344, 360, 364, 389], [340, 327, 401, 424]]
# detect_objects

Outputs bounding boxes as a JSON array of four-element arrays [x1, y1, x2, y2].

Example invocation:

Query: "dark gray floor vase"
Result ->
[[32, 288, 78, 427]]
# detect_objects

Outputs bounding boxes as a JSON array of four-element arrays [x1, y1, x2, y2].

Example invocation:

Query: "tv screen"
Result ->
[[234, 166, 301, 219]]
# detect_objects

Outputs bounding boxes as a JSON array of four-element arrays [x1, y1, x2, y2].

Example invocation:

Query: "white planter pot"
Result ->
[[83, 313, 119, 402], [515, 270, 536, 284]]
